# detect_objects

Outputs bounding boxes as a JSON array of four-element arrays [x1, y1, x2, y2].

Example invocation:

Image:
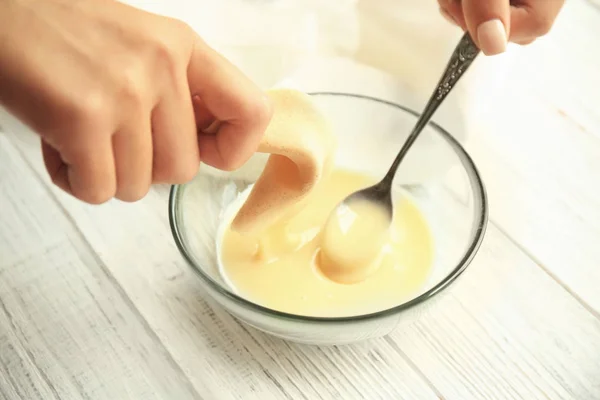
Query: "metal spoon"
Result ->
[[334, 32, 480, 221]]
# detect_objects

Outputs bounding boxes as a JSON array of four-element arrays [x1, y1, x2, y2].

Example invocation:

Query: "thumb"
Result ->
[[462, 0, 510, 56], [187, 36, 272, 170]]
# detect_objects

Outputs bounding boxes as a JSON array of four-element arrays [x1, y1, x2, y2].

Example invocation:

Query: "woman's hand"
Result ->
[[0, 0, 272, 204], [438, 0, 565, 55]]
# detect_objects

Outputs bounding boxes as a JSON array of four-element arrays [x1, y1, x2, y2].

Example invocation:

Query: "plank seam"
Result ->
[[5, 136, 204, 400]]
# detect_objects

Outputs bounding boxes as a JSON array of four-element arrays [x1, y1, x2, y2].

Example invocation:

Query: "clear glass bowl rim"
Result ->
[[168, 91, 489, 324]]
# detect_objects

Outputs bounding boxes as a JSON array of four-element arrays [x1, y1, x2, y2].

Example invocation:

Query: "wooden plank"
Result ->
[[2, 3, 599, 394], [3, 128, 440, 399], [0, 311, 59, 400], [393, 222, 600, 399], [0, 135, 200, 400], [6, 121, 600, 399], [456, 0, 600, 314], [367, 179, 600, 399]]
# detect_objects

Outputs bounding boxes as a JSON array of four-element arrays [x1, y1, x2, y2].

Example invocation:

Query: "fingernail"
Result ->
[[439, 7, 457, 26], [477, 19, 507, 55]]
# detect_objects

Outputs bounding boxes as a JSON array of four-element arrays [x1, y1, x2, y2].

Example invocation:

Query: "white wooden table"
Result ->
[[1, 1, 600, 399]]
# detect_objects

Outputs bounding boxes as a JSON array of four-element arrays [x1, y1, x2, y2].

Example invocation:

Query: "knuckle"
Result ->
[[223, 162, 244, 172], [516, 38, 536, 46], [180, 157, 201, 182], [118, 63, 146, 106], [234, 96, 274, 142], [69, 173, 116, 205], [117, 185, 150, 203], [241, 95, 274, 126], [219, 149, 251, 172], [156, 158, 200, 184], [160, 15, 191, 35], [142, 14, 188, 68], [154, 41, 177, 67], [222, 147, 251, 171], [530, 15, 553, 37], [70, 90, 109, 129], [152, 36, 183, 78], [218, 161, 240, 172], [170, 18, 193, 38], [172, 160, 200, 183], [74, 186, 114, 205]]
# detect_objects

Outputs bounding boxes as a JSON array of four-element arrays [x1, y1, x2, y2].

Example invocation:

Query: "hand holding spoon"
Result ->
[[319, 32, 481, 284]]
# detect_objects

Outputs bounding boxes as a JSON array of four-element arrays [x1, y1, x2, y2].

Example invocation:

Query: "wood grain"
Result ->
[[0, 0, 599, 398], [3, 128, 441, 400], [5, 124, 600, 399], [393, 196, 600, 399], [460, 0, 600, 314], [0, 135, 200, 400]]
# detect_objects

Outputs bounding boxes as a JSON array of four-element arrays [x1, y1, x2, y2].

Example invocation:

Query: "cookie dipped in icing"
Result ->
[[231, 89, 337, 235]]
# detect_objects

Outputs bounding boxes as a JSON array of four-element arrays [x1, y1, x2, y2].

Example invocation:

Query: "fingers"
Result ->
[[151, 74, 200, 184], [39, 24, 272, 204], [42, 139, 69, 193], [513, 36, 537, 46], [439, 0, 564, 53], [439, 0, 467, 29], [187, 36, 272, 171], [45, 134, 117, 204], [462, 0, 510, 55], [112, 116, 153, 202], [44, 99, 189, 204], [510, 0, 564, 43], [192, 95, 216, 132]]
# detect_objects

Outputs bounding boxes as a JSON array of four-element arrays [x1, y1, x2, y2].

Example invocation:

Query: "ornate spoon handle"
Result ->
[[434, 32, 481, 102], [380, 32, 480, 185]]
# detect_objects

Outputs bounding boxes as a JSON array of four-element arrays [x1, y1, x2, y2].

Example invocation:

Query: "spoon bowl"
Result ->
[[318, 196, 391, 284]]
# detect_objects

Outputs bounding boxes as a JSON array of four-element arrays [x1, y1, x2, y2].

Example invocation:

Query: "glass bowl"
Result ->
[[169, 92, 488, 345]]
